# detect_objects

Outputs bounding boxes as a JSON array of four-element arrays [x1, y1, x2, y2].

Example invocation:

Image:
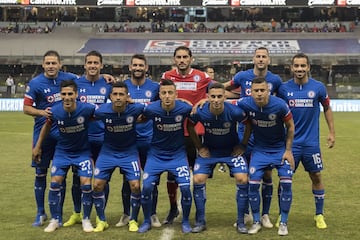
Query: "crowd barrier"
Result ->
[[1, 99, 360, 112]]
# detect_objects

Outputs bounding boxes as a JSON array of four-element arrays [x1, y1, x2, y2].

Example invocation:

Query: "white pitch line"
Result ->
[[160, 227, 175, 240]]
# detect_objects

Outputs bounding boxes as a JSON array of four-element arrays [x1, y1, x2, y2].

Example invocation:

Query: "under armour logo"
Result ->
[[155, 117, 161, 122], [80, 88, 86, 93], [249, 112, 255, 117], [44, 88, 50, 93], [106, 118, 112, 123], [287, 92, 294, 96], [57, 120, 64, 125]]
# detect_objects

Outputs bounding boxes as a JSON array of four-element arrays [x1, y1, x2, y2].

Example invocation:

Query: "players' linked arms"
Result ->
[[102, 74, 116, 83], [194, 98, 208, 111]]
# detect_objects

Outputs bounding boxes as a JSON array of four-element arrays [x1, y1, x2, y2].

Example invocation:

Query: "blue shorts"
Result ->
[[94, 148, 141, 182], [143, 150, 190, 187], [293, 145, 323, 173], [193, 155, 248, 176], [249, 150, 293, 181], [51, 150, 93, 178], [31, 132, 57, 169]]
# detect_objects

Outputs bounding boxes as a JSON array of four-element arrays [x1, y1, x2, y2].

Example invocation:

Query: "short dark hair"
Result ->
[[208, 82, 224, 91], [60, 79, 77, 92], [112, 81, 128, 94], [160, 79, 176, 87], [291, 53, 309, 65], [252, 77, 267, 85], [43, 50, 61, 62], [131, 54, 147, 65], [255, 47, 269, 55], [85, 50, 103, 63], [173, 46, 192, 57]]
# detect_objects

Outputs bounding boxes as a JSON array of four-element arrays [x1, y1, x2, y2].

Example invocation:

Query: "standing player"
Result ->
[[118, 54, 161, 228], [189, 83, 249, 234], [63, 50, 112, 227], [224, 47, 283, 228], [161, 46, 212, 224], [277, 53, 335, 229], [23, 50, 79, 227], [92, 82, 144, 232], [138, 80, 197, 233], [32, 80, 95, 233], [237, 77, 295, 236]]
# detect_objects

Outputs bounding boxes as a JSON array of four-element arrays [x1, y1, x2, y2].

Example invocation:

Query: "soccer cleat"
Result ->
[[138, 222, 151, 233], [314, 214, 327, 229], [128, 220, 139, 232], [278, 222, 289, 236], [237, 223, 248, 234], [192, 224, 206, 233], [248, 222, 262, 234], [163, 209, 179, 225], [182, 222, 192, 233], [151, 214, 162, 227], [44, 218, 60, 233], [93, 220, 109, 232], [275, 214, 281, 228], [63, 212, 82, 227], [115, 214, 130, 227], [82, 219, 94, 233], [32, 213, 48, 227], [261, 214, 274, 228]]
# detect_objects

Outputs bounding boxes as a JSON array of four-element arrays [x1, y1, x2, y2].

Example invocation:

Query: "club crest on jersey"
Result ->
[[77, 116, 85, 124], [249, 166, 256, 175], [25, 85, 30, 93], [100, 87, 107, 95], [267, 83, 273, 91], [143, 172, 149, 180], [145, 90, 152, 98], [126, 116, 134, 124], [47, 95, 55, 103], [79, 95, 87, 102], [193, 75, 201, 82], [268, 114, 276, 120], [51, 166, 57, 174], [175, 115, 183, 122], [308, 91, 315, 98], [94, 168, 100, 176], [223, 122, 231, 128], [194, 163, 200, 171]]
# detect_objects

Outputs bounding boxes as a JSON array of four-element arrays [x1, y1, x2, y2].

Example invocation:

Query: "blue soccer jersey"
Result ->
[[143, 100, 192, 158], [124, 78, 159, 141], [237, 95, 292, 151], [190, 102, 247, 157], [277, 78, 330, 146], [24, 71, 79, 135], [50, 101, 95, 154], [94, 102, 145, 151], [231, 69, 282, 97], [77, 76, 112, 143]]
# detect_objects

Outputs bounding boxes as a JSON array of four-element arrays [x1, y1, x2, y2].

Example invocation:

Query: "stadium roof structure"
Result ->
[[0, 25, 359, 67]]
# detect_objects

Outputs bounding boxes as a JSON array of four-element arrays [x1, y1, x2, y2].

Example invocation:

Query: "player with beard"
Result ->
[[277, 53, 335, 229], [116, 54, 161, 228]]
